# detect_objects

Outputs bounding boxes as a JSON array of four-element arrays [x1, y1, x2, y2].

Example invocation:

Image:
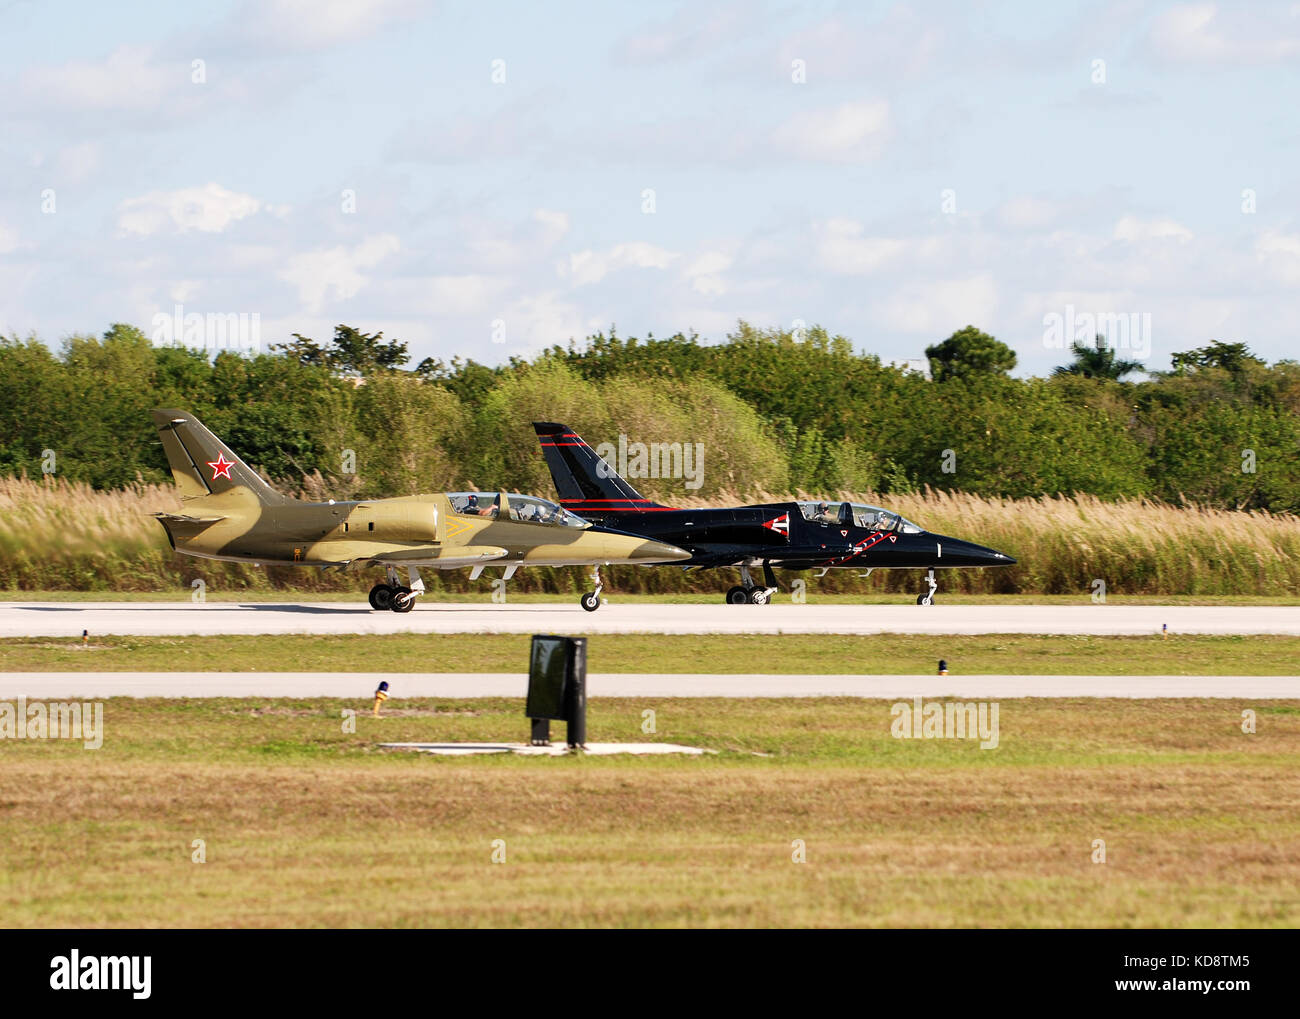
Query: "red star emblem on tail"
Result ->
[[207, 453, 234, 480]]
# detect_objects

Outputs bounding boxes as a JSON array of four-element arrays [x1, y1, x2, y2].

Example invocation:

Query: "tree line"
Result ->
[[1, 321, 1297, 513]]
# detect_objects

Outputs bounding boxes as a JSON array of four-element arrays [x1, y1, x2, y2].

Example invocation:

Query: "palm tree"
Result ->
[[1052, 334, 1145, 380]]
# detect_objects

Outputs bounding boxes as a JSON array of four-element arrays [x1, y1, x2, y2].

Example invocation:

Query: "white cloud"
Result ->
[[232, 0, 427, 51], [389, 98, 554, 164], [168, 281, 202, 303], [118, 183, 264, 236], [815, 219, 905, 275], [878, 274, 999, 336], [462, 208, 571, 269], [52, 142, 103, 184], [16, 46, 176, 115], [562, 242, 679, 287], [1150, 3, 1300, 66], [280, 234, 400, 312], [683, 250, 733, 296], [772, 100, 891, 162], [533, 209, 570, 244], [425, 275, 504, 315], [776, 12, 944, 81], [0, 222, 19, 255], [997, 196, 1061, 230], [1113, 216, 1194, 243], [614, 4, 755, 64], [498, 291, 597, 352], [1256, 231, 1300, 284]]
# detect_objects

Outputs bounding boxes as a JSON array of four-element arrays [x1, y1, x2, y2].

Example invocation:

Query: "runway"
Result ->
[[3, 601, 1299, 637], [3, 671, 1296, 698]]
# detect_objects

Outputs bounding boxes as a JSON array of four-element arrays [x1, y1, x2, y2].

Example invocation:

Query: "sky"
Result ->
[[2, 0, 1298, 376]]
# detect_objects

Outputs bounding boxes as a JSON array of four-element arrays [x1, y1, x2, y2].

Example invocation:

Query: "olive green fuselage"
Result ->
[[157, 489, 684, 570]]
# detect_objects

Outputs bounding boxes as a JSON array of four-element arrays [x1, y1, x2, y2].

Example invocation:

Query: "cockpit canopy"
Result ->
[[797, 500, 923, 534], [447, 492, 588, 528]]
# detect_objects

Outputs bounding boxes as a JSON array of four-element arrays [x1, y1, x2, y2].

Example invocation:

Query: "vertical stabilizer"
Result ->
[[150, 409, 288, 504], [532, 422, 669, 514]]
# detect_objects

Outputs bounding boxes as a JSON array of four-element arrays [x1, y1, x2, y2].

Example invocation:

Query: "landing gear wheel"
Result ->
[[726, 586, 750, 605], [748, 587, 769, 605], [580, 592, 601, 612], [916, 593, 935, 605], [390, 586, 415, 613], [369, 584, 394, 611]]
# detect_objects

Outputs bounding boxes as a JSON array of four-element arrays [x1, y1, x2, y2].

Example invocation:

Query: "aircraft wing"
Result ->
[[346, 546, 510, 569], [685, 545, 856, 569], [425, 547, 510, 568]]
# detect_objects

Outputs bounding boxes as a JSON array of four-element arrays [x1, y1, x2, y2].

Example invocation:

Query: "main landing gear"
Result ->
[[580, 566, 604, 612], [369, 566, 425, 613], [916, 569, 938, 605], [726, 564, 778, 605]]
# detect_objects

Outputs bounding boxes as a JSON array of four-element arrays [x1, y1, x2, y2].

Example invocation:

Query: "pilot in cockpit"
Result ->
[[465, 494, 495, 517]]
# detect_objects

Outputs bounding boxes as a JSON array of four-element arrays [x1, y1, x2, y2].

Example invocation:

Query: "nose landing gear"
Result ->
[[916, 569, 938, 605], [580, 565, 604, 611]]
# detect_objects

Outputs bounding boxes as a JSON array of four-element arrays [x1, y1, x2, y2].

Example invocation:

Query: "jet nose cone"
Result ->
[[972, 544, 1015, 566], [935, 535, 1016, 567], [631, 539, 692, 563]]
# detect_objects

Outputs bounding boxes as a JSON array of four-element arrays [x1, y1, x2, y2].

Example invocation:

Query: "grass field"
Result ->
[[4, 632, 1300, 675], [1, 697, 1297, 927]]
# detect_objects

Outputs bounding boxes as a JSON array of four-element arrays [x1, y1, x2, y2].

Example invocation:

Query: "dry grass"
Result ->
[[3, 476, 1300, 595], [1, 697, 1298, 927]]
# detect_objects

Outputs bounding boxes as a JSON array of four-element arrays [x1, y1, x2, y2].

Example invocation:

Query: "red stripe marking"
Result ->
[[563, 504, 680, 512]]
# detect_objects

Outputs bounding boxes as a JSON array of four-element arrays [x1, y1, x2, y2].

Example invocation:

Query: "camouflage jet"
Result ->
[[149, 409, 689, 611], [534, 421, 1015, 607]]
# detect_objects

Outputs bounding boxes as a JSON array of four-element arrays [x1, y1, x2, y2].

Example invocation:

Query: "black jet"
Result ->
[[534, 422, 1015, 610]]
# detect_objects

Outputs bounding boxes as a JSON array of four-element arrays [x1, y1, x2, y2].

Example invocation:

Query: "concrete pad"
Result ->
[[379, 741, 714, 756]]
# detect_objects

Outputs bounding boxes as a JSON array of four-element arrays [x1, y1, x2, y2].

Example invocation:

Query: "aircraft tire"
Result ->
[[369, 584, 394, 611], [916, 593, 935, 605], [747, 587, 769, 605], [580, 592, 601, 612], [725, 586, 750, 605], [390, 586, 415, 612]]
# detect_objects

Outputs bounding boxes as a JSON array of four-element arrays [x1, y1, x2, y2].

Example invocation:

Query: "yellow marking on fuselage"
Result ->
[[442, 516, 475, 540]]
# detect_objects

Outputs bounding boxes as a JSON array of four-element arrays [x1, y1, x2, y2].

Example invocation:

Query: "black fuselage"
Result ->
[[564, 501, 1011, 572]]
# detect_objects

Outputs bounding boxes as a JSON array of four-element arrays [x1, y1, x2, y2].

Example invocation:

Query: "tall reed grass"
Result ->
[[1, 477, 1297, 596]]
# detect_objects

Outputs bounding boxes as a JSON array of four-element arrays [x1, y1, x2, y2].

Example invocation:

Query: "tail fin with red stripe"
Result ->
[[532, 422, 670, 516]]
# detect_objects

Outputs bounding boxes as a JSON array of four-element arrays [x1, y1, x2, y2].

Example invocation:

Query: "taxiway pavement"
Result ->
[[2, 601, 1298, 637]]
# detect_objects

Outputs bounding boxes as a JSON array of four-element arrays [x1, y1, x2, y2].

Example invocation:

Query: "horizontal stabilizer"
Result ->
[[153, 512, 226, 524]]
